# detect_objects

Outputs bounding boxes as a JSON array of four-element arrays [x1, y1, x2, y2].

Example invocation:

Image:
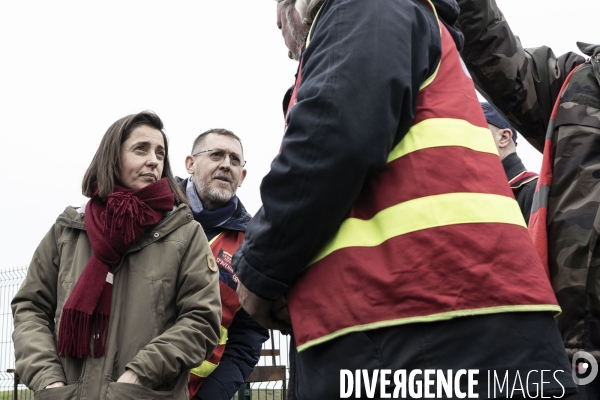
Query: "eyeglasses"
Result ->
[[192, 149, 246, 167]]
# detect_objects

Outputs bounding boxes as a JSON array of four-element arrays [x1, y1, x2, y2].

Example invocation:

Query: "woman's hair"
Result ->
[[82, 111, 187, 205]]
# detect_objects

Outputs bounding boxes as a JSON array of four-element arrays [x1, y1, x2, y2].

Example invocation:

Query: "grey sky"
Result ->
[[1, 0, 597, 270]]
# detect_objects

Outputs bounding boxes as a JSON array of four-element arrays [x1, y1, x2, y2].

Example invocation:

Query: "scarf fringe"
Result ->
[[58, 309, 111, 358], [58, 266, 113, 359], [58, 309, 92, 358], [104, 192, 155, 245]]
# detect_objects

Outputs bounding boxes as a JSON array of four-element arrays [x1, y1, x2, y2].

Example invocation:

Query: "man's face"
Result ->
[[185, 133, 247, 210], [277, 1, 310, 60]]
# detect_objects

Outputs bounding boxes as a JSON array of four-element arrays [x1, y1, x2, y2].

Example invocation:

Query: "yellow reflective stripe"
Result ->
[[420, 61, 440, 90], [190, 326, 228, 378], [208, 232, 222, 245], [190, 360, 218, 378], [296, 304, 561, 352], [424, 0, 441, 33], [420, 0, 442, 89], [388, 118, 498, 163], [311, 192, 525, 264], [219, 325, 228, 345], [306, 4, 324, 48]]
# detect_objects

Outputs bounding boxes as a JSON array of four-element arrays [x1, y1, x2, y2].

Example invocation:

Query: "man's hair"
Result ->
[[191, 128, 244, 155], [295, 0, 324, 24], [82, 111, 187, 204], [276, 0, 322, 24]]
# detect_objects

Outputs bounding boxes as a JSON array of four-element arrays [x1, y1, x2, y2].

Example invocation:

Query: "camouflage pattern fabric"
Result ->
[[456, 0, 600, 360]]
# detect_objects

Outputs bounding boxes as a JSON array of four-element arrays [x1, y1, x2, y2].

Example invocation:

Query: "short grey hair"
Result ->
[[295, 0, 324, 24]]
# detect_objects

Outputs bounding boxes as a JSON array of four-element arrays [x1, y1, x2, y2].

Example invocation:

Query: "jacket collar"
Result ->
[[178, 177, 251, 232]]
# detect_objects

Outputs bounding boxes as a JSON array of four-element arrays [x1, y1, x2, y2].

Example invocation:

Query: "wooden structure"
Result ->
[[239, 329, 287, 400]]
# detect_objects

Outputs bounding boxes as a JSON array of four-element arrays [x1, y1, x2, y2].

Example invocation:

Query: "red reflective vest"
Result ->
[[287, 2, 560, 352], [189, 230, 244, 398]]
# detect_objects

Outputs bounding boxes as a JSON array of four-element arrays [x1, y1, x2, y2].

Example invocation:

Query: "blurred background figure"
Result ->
[[482, 101, 539, 224]]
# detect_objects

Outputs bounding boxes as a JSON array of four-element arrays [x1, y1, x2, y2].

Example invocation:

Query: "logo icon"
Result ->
[[572, 351, 598, 385]]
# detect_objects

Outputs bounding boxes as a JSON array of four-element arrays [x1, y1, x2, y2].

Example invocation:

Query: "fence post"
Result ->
[[7, 369, 18, 400], [237, 382, 251, 400]]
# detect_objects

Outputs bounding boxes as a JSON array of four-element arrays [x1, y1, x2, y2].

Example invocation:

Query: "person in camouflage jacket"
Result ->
[[455, 0, 600, 373]]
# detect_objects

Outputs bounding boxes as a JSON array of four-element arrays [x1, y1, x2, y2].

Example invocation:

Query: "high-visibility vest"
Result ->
[[189, 230, 244, 398], [287, 1, 560, 352]]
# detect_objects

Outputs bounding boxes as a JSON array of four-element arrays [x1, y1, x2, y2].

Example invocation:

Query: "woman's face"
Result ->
[[118, 125, 165, 190]]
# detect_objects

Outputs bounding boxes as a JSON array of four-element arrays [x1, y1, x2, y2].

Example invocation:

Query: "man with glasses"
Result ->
[[179, 128, 268, 400]]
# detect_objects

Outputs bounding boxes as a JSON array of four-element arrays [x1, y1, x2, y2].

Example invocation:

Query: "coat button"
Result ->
[[153, 232, 160, 238], [187, 213, 192, 219]]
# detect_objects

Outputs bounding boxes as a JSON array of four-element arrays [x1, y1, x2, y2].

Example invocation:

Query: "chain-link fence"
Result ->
[[0, 266, 289, 400], [1, 266, 33, 399]]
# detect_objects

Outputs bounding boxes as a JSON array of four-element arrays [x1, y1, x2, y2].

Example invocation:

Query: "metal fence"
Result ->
[[1, 266, 32, 399], [0, 266, 289, 400]]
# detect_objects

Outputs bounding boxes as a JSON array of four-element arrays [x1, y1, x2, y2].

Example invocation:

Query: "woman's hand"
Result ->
[[117, 369, 141, 385], [45, 382, 65, 389]]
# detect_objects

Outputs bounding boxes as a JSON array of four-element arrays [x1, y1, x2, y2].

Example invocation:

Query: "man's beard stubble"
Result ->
[[194, 176, 235, 206], [286, 5, 308, 61]]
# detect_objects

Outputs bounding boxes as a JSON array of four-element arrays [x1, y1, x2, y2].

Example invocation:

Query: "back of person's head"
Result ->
[[480, 102, 518, 144], [191, 128, 244, 155], [82, 111, 187, 204], [295, 0, 324, 24]]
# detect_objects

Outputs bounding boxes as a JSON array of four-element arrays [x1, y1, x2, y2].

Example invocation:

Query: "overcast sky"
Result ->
[[1, 0, 598, 270]]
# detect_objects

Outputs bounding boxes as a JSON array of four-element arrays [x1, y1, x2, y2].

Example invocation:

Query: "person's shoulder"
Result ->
[[158, 203, 209, 244], [565, 55, 600, 100], [55, 203, 86, 229], [162, 203, 194, 229], [41, 203, 88, 247]]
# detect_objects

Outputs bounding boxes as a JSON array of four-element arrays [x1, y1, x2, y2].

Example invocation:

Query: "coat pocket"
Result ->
[[106, 382, 174, 400], [34, 384, 77, 400]]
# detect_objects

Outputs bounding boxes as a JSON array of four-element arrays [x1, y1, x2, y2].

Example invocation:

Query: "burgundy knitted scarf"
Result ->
[[57, 178, 175, 358]]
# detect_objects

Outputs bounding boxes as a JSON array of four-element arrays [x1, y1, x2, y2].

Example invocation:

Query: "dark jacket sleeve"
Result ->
[[194, 310, 269, 400], [455, 0, 584, 151], [233, 0, 441, 299], [519, 179, 537, 226]]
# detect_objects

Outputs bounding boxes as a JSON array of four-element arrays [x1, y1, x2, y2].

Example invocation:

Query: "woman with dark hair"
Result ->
[[12, 111, 221, 400]]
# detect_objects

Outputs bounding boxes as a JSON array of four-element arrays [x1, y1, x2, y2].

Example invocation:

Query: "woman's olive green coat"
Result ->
[[12, 203, 222, 400]]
